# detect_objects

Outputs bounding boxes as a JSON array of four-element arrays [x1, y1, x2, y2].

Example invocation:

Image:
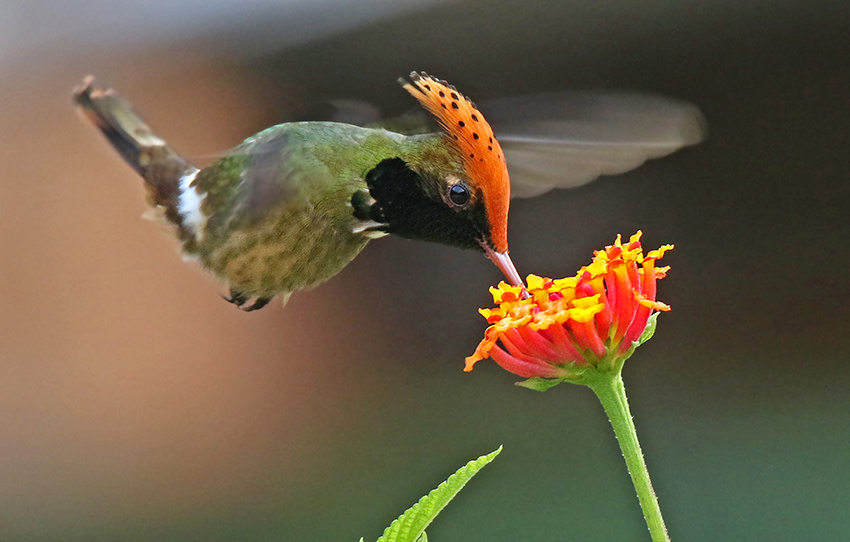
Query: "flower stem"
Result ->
[[586, 371, 670, 542]]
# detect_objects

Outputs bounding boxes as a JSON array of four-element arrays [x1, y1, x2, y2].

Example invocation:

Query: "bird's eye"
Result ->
[[448, 182, 470, 206]]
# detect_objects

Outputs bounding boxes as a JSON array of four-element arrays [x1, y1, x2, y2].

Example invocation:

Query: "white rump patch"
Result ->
[[177, 168, 207, 241]]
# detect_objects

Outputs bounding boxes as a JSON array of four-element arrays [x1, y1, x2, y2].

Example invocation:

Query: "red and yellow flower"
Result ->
[[466, 232, 673, 380]]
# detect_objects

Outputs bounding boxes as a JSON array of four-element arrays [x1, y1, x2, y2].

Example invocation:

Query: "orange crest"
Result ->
[[402, 72, 511, 253]]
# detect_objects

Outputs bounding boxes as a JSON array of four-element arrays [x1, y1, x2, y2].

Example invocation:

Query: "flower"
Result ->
[[465, 232, 673, 381]]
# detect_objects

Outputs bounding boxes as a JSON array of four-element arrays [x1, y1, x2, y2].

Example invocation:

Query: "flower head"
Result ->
[[465, 232, 673, 381]]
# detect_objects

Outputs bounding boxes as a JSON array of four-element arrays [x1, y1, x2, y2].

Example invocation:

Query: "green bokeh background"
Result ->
[[1, 1, 848, 540]]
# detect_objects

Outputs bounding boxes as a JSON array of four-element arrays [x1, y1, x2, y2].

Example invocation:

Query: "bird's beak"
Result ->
[[483, 245, 525, 288]]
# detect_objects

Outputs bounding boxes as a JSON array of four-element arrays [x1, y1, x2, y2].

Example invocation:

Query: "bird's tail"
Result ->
[[73, 77, 198, 233]]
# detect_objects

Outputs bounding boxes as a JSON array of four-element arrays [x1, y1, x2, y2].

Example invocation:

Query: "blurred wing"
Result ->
[[256, 90, 705, 200], [481, 92, 707, 198]]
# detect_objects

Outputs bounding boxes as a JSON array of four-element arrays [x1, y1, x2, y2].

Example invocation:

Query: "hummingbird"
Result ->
[[74, 72, 703, 311]]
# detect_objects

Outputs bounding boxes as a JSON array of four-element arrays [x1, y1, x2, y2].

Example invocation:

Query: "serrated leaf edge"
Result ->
[[373, 447, 502, 542]]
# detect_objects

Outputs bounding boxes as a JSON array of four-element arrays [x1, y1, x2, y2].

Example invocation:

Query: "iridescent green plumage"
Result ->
[[188, 122, 462, 298]]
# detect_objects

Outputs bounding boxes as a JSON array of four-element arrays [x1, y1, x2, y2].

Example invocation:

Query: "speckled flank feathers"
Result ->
[[402, 72, 511, 252]]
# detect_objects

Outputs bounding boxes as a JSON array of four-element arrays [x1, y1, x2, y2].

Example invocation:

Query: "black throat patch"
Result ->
[[356, 157, 486, 251]]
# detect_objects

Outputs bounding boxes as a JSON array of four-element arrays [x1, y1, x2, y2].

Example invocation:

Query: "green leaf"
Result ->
[[515, 376, 563, 392], [374, 447, 502, 542], [637, 312, 660, 346]]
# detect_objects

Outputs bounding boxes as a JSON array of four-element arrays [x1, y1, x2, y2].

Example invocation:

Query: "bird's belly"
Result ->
[[199, 210, 369, 297]]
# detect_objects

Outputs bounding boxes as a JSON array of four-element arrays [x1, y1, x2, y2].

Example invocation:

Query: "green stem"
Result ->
[[586, 371, 670, 542]]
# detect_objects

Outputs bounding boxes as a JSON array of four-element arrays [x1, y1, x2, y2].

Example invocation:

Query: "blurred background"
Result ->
[[1, 0, 848, 540]]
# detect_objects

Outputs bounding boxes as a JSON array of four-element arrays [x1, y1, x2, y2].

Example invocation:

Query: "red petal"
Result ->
[[514, 327, 552, 360], [547, 323, 587, 365], [620, 304, 651, 354], [491, 346, 565, 378]]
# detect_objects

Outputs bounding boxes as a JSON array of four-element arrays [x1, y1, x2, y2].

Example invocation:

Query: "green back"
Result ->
[[185, 122, 452, 296]]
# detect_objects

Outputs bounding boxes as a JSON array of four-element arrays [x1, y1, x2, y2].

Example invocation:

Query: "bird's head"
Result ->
[[359, 72, 522, 287]]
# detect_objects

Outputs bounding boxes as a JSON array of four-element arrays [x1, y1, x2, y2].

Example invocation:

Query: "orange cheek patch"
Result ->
[[402, 72, 511, 253]]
